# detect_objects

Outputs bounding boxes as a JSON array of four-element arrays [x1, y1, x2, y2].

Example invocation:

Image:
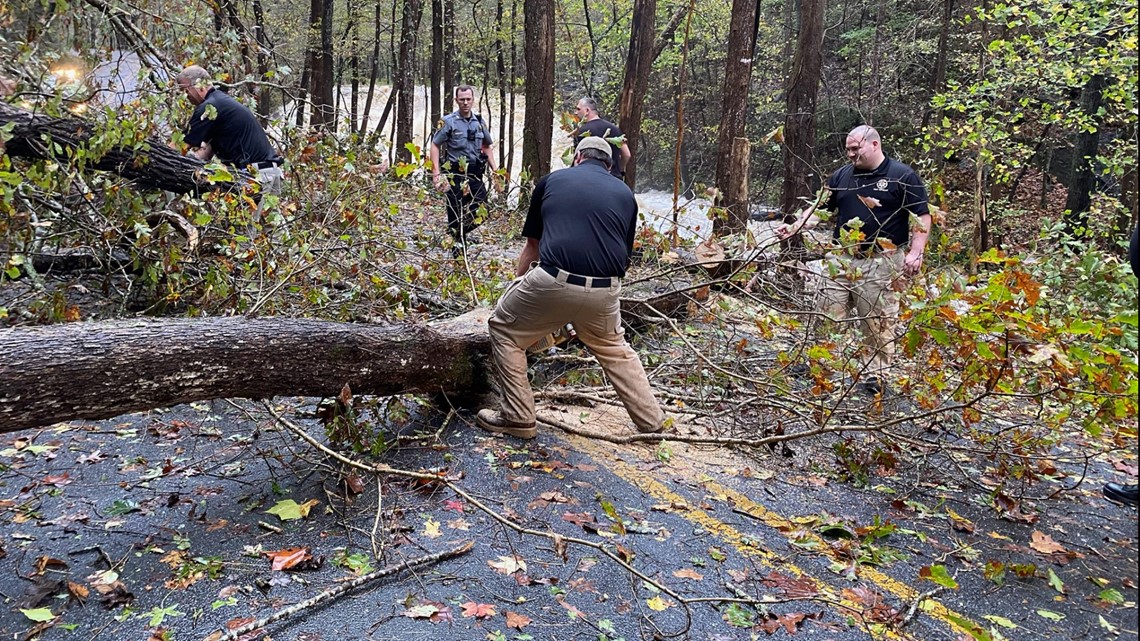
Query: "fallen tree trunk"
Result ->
[[0, 102, 244, 194], [0, 310, 493, 433]]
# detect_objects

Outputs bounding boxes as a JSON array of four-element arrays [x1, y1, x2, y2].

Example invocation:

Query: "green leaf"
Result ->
[[21, 608, 55, 622], [1046, 568, 1065, 594], [1098, 588, 1124, 605], [920, 564, 959, 589], [983, 615, 1018, 629], [1035, 609, 1065, 621], [107, 499, 140, 516], [946, 613, 993, 641], [265, 499, 317, 521], [1099, 615, 1120, 635]]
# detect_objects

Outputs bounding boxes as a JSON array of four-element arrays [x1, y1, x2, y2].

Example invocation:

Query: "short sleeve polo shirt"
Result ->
[[432, 111, 494, 168], [184, 88, 277, 167], [522, 161, 637, 278], [825, 157, 929, 250]]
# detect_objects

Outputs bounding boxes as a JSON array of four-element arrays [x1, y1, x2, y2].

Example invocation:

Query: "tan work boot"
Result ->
[[476, 409, 538, 439]]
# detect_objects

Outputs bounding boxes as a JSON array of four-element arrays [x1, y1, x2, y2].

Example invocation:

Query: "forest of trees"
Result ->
[[1, 0, 1135, 246]]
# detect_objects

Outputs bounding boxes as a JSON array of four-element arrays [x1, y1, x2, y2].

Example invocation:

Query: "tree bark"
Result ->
[[712, 0, 759, 236], [0, 102, 244, 195], [307, 0, 336, 130], [0, 312, 493, 433], [431, 0, 444, 128], [780, 0, 825, 221], [617, 0, 656, 189], [0, 282, 695, 433], [1063, 72, 1107, 238], [395, 0, 425, 163], [522, 0, 555, 180]]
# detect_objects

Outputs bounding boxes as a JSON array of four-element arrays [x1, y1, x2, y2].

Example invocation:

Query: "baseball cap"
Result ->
[[575, 136, 612, 155]]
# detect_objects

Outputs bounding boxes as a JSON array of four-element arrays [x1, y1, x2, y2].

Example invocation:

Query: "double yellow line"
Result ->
[[569, 435, 983, 640]]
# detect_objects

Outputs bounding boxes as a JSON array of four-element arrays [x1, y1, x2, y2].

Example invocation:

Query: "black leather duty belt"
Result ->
[[540, 264, 614, 288], [253, 160, 283, 169]]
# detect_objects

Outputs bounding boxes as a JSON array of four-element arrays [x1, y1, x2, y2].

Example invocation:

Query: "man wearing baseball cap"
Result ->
[[476, 136, 665, 439]]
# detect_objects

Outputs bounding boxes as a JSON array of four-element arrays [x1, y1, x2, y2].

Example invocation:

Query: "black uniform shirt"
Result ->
[[825, 156, 929, 251], [522, 161, 637, 278], [184, 88, 278, 167], [571, 118, 624, 178]]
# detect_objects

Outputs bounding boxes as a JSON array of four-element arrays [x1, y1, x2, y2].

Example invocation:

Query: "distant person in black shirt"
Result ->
[[570, 97, 630, 180], [778, 125, 930, 395], [175, 65, 283, 198], [476, 136, 665, 439]]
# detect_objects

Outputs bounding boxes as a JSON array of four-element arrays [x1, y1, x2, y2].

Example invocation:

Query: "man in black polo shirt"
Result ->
[[778, 125, 930, 394], [569, 97, 630, 180], [476, 137, 665, 439], [176, 65, 283, 198]]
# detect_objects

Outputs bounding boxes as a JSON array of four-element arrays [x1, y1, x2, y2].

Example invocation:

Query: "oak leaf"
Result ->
[[1030, 531, 1066, 555]]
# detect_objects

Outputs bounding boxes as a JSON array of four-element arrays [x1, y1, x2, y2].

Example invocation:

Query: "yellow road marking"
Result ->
[[568, 434, 981, 639]]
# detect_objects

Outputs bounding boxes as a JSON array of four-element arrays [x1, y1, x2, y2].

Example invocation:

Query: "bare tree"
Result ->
[[522, 0, 555, 180], [395, 0, 425, 163], [307, 0, 336, 130], [780, 0, 825, 221], [712, 0, 759, 235], [617, 0, 656, 189]]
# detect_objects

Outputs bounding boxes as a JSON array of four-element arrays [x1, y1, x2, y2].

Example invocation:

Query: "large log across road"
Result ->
[[0, 101, 244, 194], [0, 310, 494, 433]]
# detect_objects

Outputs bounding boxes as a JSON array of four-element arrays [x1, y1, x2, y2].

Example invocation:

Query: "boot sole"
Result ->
[[476, 416, 537, 439]]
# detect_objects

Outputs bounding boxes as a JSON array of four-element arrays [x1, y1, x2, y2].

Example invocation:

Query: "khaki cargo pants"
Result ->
[[487, 266, 664, 432], [815, 250, 905, 376]]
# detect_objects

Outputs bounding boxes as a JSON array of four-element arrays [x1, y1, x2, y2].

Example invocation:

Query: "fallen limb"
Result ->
[[0, 309, 493, 432], [0, 102, 245, 194], [203, 540, 475, 641]]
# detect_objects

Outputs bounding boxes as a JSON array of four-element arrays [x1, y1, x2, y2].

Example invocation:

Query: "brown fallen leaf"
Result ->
[[66, 581, 89, 602], [265, 547, 317, 571], [1029, 531, 1067, 555], [673, 568, 704, 581], [505, 611, 531, 630]]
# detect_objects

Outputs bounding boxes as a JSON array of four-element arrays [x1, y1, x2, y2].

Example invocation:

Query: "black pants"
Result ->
[[444, 172, 489, 241]]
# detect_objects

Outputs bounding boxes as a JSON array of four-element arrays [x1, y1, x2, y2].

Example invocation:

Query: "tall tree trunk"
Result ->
[[348, 0, 360, 134], [522, 0, 554, 181], [780, 0, 825, 221], [251, 0, 273, 124], [296, 54, 311, 127], [430, 0, 444, 128], [395, 0, 425, 163], [360, 0, 383, 135], [443, 0, 456, 104], [1063, 73, 1107, 238], [307, 0, 336, 130], [496, 0, 508, 171], [671, 0, 696, 242], [712, 0, 759, 235], [617, 0, 656, 189], [506, 0, 518, 180]]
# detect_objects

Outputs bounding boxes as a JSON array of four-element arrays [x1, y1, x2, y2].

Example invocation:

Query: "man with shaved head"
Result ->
[[778, 125, 931, 395]]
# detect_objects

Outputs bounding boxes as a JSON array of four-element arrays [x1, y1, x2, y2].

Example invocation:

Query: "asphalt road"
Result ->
[[0, 398, 1136, 641]]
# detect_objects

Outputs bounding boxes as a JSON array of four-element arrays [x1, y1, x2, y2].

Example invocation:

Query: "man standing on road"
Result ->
[[777, 125, 930, 395], [430, 85, 498, 256], [570, 97, 631, 181], [476, 137, 665, 439], [175, 66, 284, 199]]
